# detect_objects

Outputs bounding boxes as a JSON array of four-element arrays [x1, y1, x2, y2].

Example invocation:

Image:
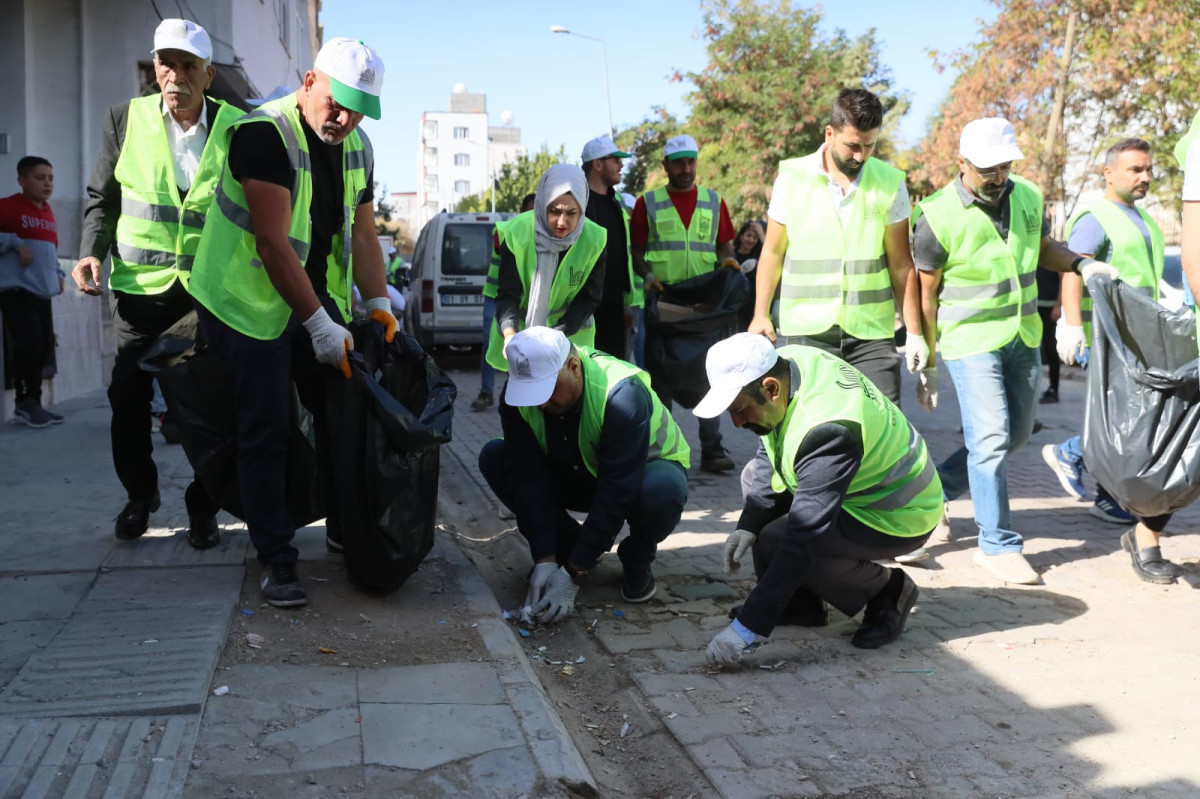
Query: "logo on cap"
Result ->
[[514, 358, 532, 378], [360, 66, 375, 86]]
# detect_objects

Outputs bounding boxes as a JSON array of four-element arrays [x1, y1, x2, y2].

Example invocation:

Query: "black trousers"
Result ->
[[778, 327, 902, 405], [592, 302, 628, 361], [197, 305, 334, 567], [1036, 305, 1060, 393], [109, 284, 217, 517], [0, 288, 50, 402]]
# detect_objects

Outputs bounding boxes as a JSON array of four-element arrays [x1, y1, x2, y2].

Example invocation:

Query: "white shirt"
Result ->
[[1183, 136, 1200, 202], [767, 142, 911, 226], [161, 99, 209, 192]]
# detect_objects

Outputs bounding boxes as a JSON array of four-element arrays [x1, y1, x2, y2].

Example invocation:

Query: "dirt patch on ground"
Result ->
[[220, 555, 489, 670]]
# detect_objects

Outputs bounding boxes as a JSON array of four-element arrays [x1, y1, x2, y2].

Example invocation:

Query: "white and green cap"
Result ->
[[314, 37, 384, 120]]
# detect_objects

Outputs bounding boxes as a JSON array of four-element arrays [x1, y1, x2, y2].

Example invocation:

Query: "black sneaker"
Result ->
[[851, 569, 918, 650], [260, 563, 307, 608], [41, 405, 64, 424], [12, 399, 54, 429], [1039, 387, 1059, 404], [470, 391, 494, 412], [621, 566, 656, 603], [700, 448, 734, 473]]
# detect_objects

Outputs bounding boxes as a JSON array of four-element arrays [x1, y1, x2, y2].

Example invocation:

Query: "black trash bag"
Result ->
[[644, 268, 750, 408], [1081, 277, 1200, 517], [139, 311, 326, 526], [324, 321, 457, 594]]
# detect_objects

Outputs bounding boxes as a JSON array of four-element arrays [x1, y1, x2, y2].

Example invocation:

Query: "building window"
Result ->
[[454, 180, 471, 194], [454, 153, 470, 167], [453, 126, 470, 139], [423, 148, 438, 167], [423, 120, 438, 139], [423, 174, 438, 192], [277, 0, 291, 54]]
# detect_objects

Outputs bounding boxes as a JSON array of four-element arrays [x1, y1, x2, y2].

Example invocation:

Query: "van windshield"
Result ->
[[441, 224, 494, 276]]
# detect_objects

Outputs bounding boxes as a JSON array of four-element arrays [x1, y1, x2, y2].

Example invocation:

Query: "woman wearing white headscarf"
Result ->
[[486, 164, 608, 371]]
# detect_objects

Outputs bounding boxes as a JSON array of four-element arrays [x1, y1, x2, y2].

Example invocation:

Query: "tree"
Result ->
[[614, 108, 682, 198], [456, 146, 568, 213], [680, 0, 908, 223], [914, 0, 1200, 216]]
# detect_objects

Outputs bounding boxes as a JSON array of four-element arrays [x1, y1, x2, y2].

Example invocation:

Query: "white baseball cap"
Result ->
[[315, 37, 385, 120], [504, 327, 572, 407], [664, 134, 699, 160], [693, 333, 779, 418], [959, 118, 1024, 169], [152, 18, 212, 60], [581, 135, 631, 163]]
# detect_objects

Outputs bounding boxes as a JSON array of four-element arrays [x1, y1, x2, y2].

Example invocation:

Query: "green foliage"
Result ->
[[614, 108, 681, 198], [456, 146, 569, 213], [682, 0, 908, 222]]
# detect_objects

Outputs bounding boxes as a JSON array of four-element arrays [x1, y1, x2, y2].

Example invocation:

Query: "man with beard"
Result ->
[[912, 118, 1118, 585], [187, 38, 393, 607], [749, 89, 924, 407], [1041, 138, 1174, 579], [72, 19, 242, 548], [630, 134, 739, 473]]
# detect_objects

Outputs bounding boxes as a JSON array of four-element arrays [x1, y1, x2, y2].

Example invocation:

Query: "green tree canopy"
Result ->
[[456, 146, 568, 213], [614, 108, 682, 198], [681, 0, 908, 223]]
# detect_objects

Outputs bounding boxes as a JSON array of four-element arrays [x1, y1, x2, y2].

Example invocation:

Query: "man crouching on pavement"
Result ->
[[695, 333, 943, 664], [479, 326, 690, 624]]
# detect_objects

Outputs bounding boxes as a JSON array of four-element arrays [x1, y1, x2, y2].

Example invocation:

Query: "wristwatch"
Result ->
[[565, 562, 589, 585]]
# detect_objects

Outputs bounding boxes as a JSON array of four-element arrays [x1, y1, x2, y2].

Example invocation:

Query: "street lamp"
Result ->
[[550, 25, 613, 140]]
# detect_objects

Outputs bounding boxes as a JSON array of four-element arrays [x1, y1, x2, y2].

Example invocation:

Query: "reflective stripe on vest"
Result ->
[[187, 95, 369, 340], [1064, 199, 1164, 347], [484, 211, 607, 372], [914, 176, 1044, 360], [518, 347, 690, 474], [761, 346, 942, 536], [643, 186, 720, 285], [776, 153, 903, 339]]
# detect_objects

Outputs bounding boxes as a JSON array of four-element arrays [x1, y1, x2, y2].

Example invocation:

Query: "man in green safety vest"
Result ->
[[692, 333, 941, 664], [630, 134, 740, 473], [912, 117, 1119, 586], [1042, 139, 1160, 547], [749, 89, 925, 407], [71, 18, 242, 549], [478, 326, 690, 624], [188, 38, 394, 608], [385, 246, 407, 287]]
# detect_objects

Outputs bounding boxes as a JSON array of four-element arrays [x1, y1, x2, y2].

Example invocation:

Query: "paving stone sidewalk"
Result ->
[[446, 360, 1200, 798]]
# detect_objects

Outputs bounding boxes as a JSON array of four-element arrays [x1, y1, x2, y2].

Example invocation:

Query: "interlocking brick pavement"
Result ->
[[444, 359, 1200, 798]]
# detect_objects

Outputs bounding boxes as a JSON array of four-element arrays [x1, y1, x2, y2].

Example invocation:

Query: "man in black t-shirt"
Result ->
[[190, 38, 392, 608], [581, 135, 633, 360]]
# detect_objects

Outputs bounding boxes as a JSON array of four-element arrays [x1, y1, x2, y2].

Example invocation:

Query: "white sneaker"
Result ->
[[928, 503, 952, 543], [894, 547, 931, 564], [973, 550, 1039, 585]]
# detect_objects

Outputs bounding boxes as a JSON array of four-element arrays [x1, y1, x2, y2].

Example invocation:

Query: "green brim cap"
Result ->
[[610, 149, 632, 158], [666, 150, 698, 160], [329, 77, 381, 120]]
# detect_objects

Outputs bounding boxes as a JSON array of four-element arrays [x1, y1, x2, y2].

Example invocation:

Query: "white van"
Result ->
[[407, 211, 512, 348]]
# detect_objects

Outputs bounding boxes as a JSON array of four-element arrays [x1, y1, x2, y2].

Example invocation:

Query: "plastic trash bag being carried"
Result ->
[[1082, 277, 1200, 517]]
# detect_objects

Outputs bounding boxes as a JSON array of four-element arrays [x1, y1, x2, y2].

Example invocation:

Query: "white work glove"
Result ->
[[723, 529, 757, 575], [532, 566, 579, 625], [1079, 258, 1119, 282], [1055, 319, 1086, 365], [524, 562, 559, 610], [905, 333, 930, 374], [363, 297, 397, 343], [706, 624, 763, 665], [916, 368, 938, 412], [302, 307, 354, 378]]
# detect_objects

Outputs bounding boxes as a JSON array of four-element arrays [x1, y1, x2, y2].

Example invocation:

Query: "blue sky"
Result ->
[[320, 0, 998, 195]]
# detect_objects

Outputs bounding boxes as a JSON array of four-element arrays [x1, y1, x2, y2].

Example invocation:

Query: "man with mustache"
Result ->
[[1041, 138, 1173, 579], [72, 19, 242, 548], [187, 38, 392, 607], [911, 118, 1118, 585]]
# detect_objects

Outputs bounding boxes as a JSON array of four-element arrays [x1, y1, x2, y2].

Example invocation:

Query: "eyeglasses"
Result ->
[[966, 160, 1013, 181]]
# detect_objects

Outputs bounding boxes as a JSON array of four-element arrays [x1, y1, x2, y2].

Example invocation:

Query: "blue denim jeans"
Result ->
[[480, 296, 496, 396], [630, 306, 646, 368], [939, 338, 1041, 553]]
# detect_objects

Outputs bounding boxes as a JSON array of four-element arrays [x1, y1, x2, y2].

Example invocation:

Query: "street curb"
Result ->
[[434, 527, 597, 796]]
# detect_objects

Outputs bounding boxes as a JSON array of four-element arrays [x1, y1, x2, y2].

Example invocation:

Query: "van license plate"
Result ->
[[441, 294, 483, 306]]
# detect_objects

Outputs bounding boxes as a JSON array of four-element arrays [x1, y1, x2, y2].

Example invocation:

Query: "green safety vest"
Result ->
[[111, 94, 241, 294], [517, 347, 690, 474], [913, 175, 1044, 361], [484, 211, 607, 371], [386, 256, 404, 279], [188, 96, 371, 340], [608, 193, 641, 309], [763, 346, 942, 536], [482, 217, 511, 300], [776, 153, 903, 340], [1065, 199, 1163, 347], [642, 186, 720, 285]]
